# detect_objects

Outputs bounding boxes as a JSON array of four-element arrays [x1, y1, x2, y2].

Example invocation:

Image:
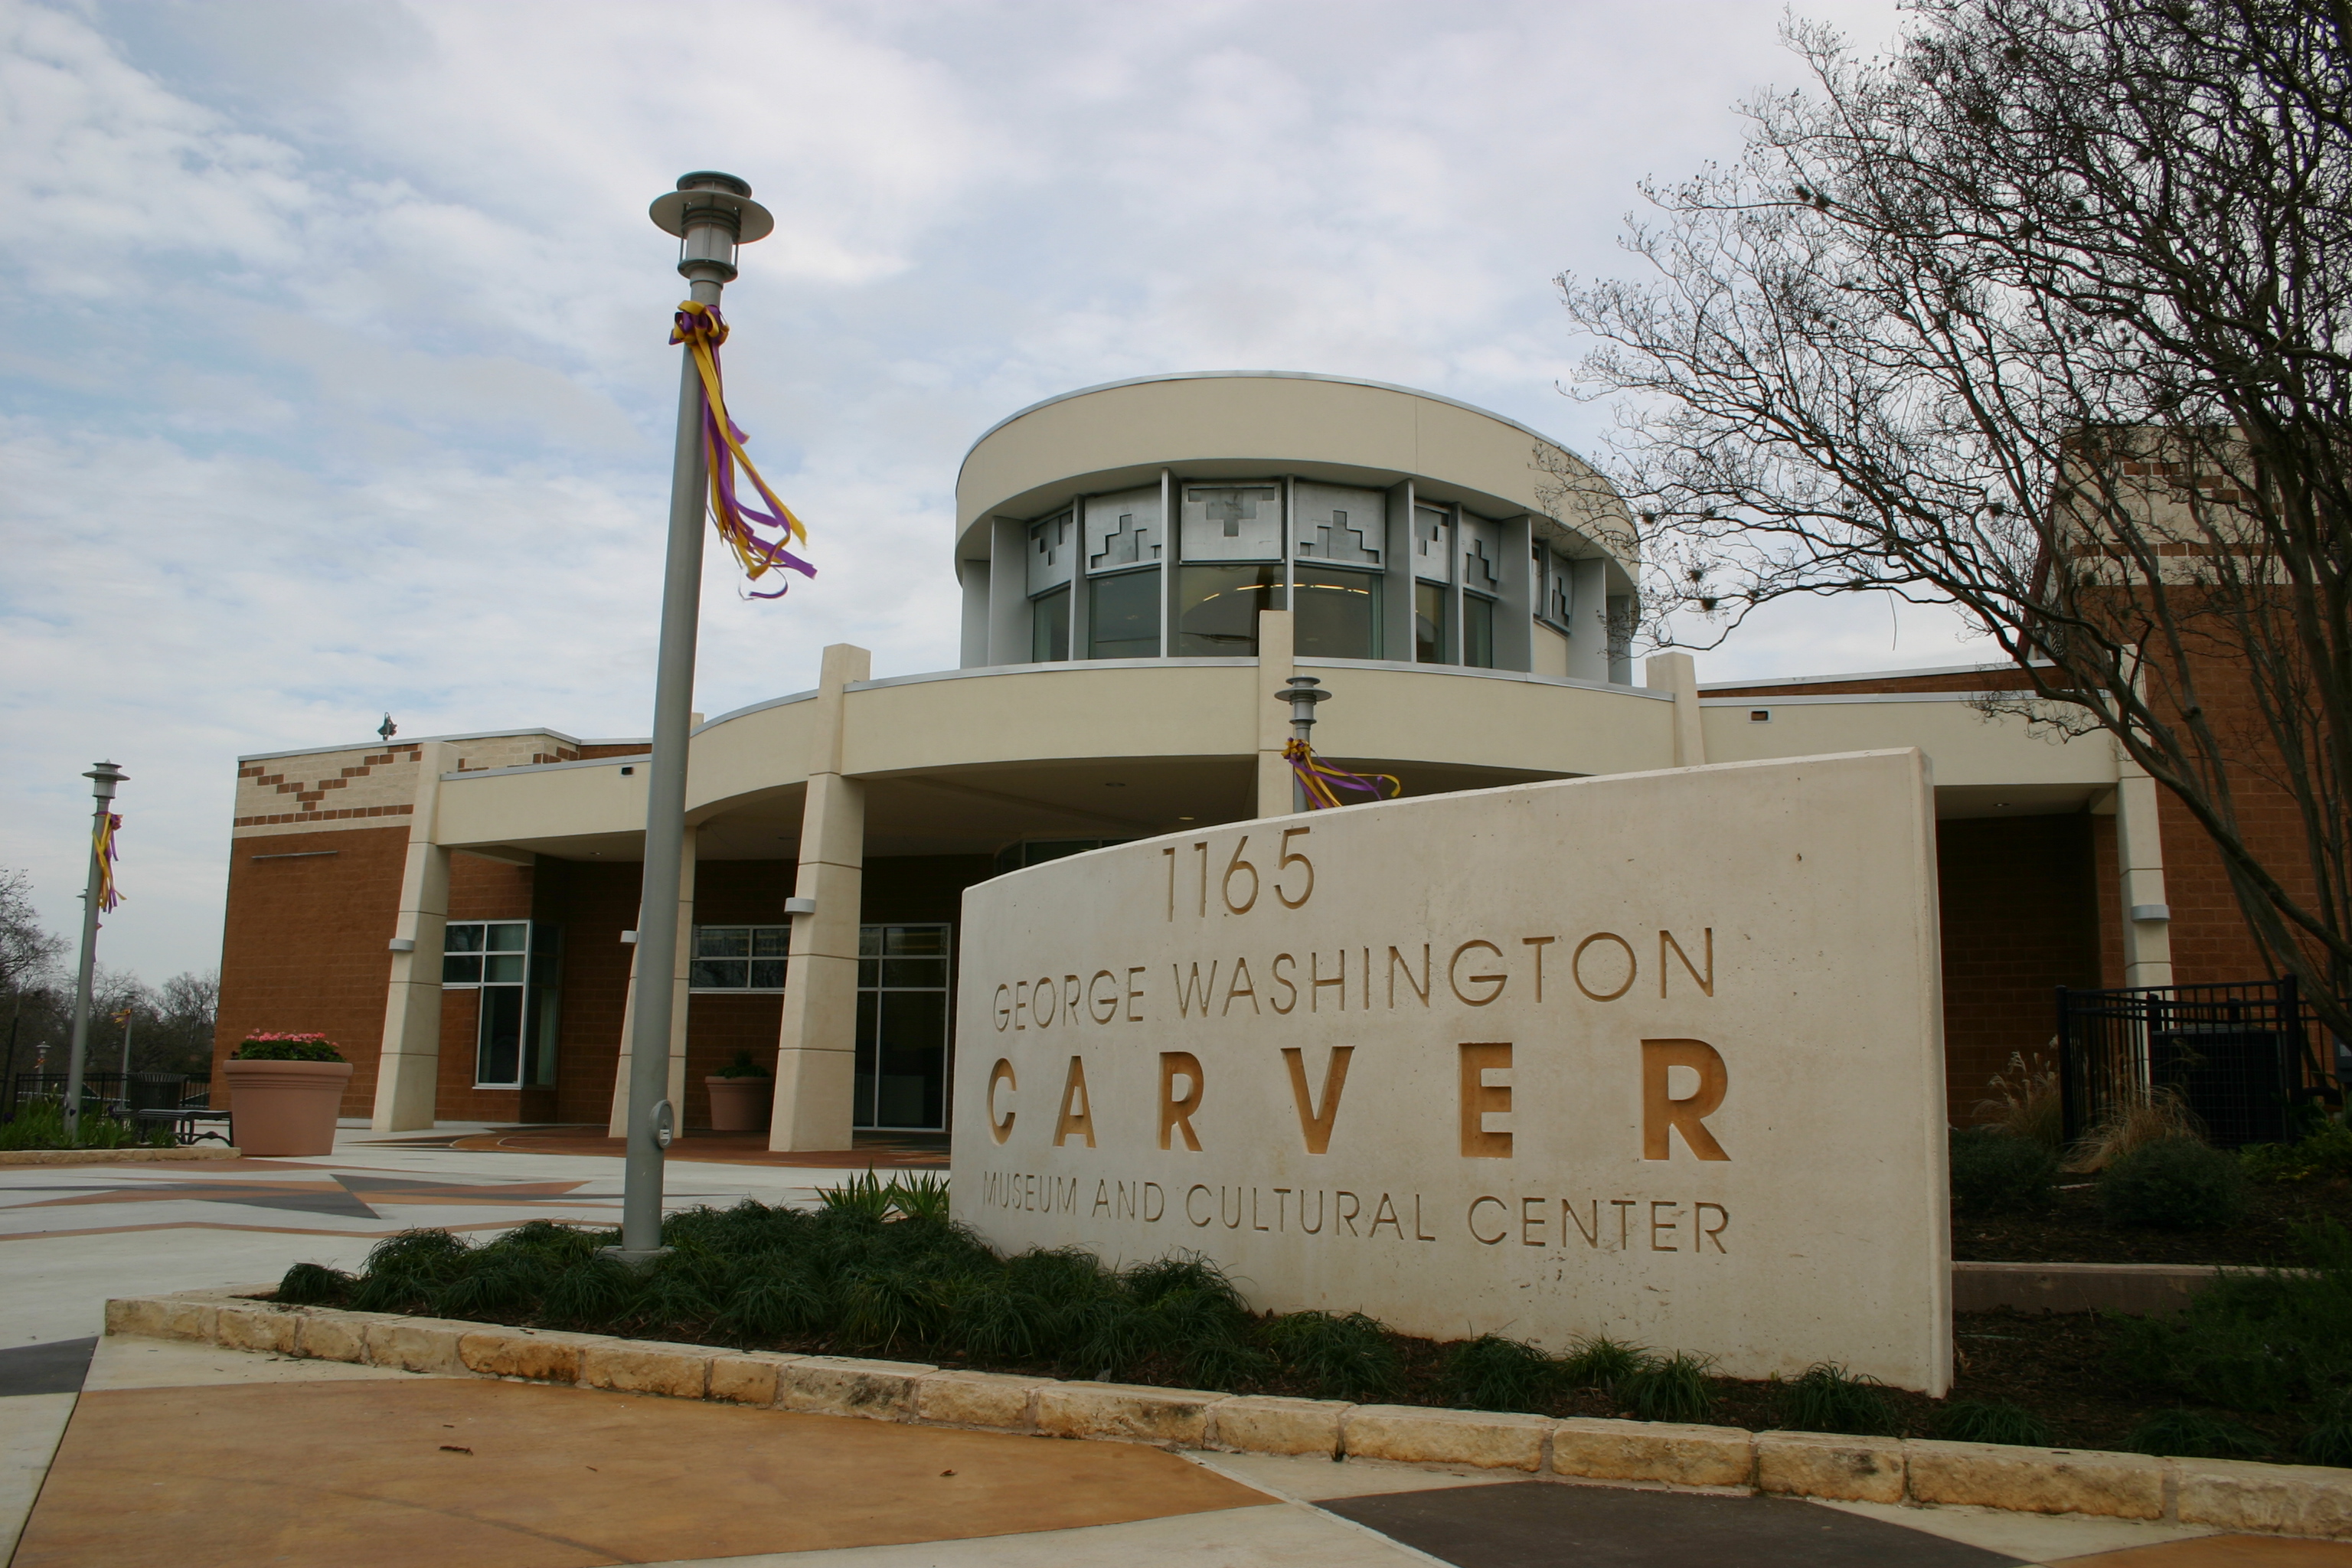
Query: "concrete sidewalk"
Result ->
[[8, 1334, 2336, 1567], [5, 1130, 2349, 1566]]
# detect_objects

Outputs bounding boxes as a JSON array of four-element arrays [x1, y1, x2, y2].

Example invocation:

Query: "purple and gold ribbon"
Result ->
[[1283, 739, 1401, 810], [93, 812, 122, 913], [670, 301, 815, 599]]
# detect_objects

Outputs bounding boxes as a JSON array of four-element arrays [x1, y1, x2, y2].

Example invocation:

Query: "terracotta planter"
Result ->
[[704, 1075, 773, 1133], [222, 1058, 353, 1157]]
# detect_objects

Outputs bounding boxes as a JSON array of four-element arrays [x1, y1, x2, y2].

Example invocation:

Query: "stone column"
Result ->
[[2113, 763, 2175, 990], [1645, 651, 1707, 766], [771, 643, 870, 1152], [1256, 609, 1297, 817], [371, 740, 453, 1132], [607, 822, 697, 1136]]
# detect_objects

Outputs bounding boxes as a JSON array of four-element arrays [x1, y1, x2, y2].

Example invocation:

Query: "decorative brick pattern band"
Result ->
[[103, 1289, 2352, 1540]]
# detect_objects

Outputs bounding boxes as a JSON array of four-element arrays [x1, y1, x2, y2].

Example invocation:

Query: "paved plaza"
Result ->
[[2, 1129, 2347, 1567]]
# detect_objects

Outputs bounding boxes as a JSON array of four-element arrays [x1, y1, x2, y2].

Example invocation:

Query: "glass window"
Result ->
[[1087, 567, 1159, 658], [1548, 554, 1576, 626], [1031, 585, 1070, 662], [1464, 594, 1496, 668], [691, 925, 791, 991], [1415, 581, 1451, 665], [1179, 483, 1282, 562], [1292, 566, 1382, 661], [854, 922, 952, 1132], [448, 921, 560, 1088], [1177, 564, 1282, 655]]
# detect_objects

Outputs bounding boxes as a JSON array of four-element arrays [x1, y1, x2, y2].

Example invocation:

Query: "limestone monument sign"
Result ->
[[951, 750, 1952, 1393]]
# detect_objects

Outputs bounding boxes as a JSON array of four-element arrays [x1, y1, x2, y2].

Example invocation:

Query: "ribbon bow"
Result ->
[[670, 300, 815, 599], [1283, 739, 1402, 810]]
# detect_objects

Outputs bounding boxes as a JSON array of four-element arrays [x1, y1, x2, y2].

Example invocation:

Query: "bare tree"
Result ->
[[0, 870, 65, 1091], [1555, 0, 2352, 1044]]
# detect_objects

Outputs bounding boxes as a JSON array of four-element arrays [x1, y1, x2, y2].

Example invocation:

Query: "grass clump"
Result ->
[[1975, 1049, 2063, 1153], [1265, 1312, 1401, 1402], [2101, 1137, 2250, 1230], [1442, 1334, 1561, 1413], [2122, 1407, 2270, 1459], [1619, 1351, 1715, 1423], [1779, 1363, 1900, 1436], [1560, 1334, 1647, 1395], [0, 1099, 175, 1151], [1950, 1126, 2059, 1216], [1932, 1400, 2054, 1446]]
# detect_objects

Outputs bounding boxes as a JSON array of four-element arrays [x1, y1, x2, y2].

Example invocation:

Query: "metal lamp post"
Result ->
[[1279, 677, 1328, 812], [606, 173, 775, 1264], [62, 760, 126, 1135]]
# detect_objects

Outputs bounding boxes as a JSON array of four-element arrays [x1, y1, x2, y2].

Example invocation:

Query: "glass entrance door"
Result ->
[[854, 923, 951, 1131]]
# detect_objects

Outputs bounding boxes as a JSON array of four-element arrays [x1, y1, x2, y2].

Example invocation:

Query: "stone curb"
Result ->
[[100, 1290, 2352, 1539], [0, 1145, 240, 1167]]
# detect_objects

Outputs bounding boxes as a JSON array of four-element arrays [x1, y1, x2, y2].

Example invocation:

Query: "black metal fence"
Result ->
[[2056, 977, 2325, 1149], [5, 1072, 202, 1118]]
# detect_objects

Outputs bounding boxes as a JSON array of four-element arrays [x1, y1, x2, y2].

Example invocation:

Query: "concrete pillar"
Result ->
[[1256, 609, 1297, 817], [1645, 651, 1706, 766], [2112, 763, 2175, 989], [606, 822, 697, 1136], [371, 740, 453, 1132], [771, 643, 870, 1152]]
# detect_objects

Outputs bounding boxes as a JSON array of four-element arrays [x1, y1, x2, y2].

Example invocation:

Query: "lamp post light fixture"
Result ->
[[606, 173, 774, 1266], [62, 760, 126, 1137], [1279, 676, 1329, 813]]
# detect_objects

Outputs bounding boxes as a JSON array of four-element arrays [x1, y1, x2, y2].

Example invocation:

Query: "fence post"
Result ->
[[2055, 986, 2076, 1145]]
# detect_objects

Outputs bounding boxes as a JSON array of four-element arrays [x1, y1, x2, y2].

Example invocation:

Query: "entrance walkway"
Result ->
[[7, 1335, 2344, 1567], [5, 1133, 2350, 1566]]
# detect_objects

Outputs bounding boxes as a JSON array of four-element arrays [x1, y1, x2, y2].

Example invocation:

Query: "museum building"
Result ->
[[207, 371, 2247, 1147]]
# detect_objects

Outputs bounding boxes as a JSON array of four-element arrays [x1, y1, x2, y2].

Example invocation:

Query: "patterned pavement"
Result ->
[[4, 1131, 2350, 1566]]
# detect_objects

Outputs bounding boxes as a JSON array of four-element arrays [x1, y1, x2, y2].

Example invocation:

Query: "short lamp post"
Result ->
[[1279, 676, 1328, 812], [62, 760, 126, 1136], [606, 174, 774, 1265]]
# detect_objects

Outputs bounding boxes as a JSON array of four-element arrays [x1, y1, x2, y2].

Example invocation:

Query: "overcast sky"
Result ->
[[2, 0, 1977, 983]]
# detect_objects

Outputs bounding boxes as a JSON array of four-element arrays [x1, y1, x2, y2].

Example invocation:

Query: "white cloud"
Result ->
[[1, 0, 1936, 980]]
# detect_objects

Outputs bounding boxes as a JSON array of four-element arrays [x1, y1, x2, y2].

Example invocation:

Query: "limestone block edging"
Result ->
[[0, 1145, 240, 1168], [99, 1289, 2352, 1540]]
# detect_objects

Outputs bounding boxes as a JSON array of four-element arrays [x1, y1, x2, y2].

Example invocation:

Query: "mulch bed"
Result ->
[[1951, 1174, 2352, 1266]]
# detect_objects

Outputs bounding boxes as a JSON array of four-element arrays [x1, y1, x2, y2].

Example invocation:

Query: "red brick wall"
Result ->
[[211, 825, 410, 1116], [1936, 814, 2104, 1120], [1710, 666, 2043, 698], [550, 860, 639, 1125]]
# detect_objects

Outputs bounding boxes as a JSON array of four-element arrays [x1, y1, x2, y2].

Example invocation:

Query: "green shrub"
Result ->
[[1779, 1362, 1900, 1436], [2108, 1220, 2352, 1413], [712, 1050, 771, 1079], [0, 1099, 174, 1150], [1560, 1334, 1647, 1394], [1619, 1351, 1715, 1423], [1950, 1126, 2059, 1216], [2101, 1137, 2249, 1230], [275, 1262, 353, 1306], [2122, 1408, 2269, 1459], [1933, 1400, 2054, 1446], [1265, 1311, 1402, 1402], [1441, 1334, 1560, 1413], [2301, 1390, 2352, 1468], [233, 1032, 343, 1062], [2242, 1120, 2352, 1186]]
